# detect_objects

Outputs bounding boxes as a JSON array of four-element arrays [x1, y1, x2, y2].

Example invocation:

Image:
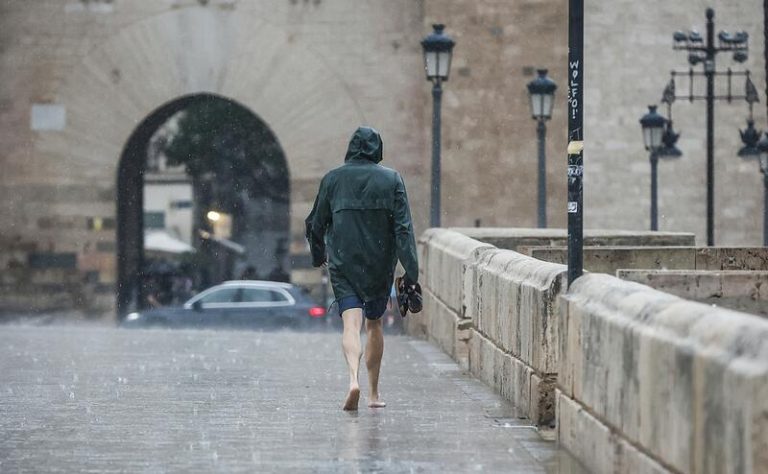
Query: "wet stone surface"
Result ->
[[0, 325, 586, 473]]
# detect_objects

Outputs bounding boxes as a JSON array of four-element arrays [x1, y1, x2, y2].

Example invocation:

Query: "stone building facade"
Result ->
[[0, 0, 763, 315]]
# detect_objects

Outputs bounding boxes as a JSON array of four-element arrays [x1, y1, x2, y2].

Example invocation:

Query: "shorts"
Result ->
[[337, 295, 389, 320]]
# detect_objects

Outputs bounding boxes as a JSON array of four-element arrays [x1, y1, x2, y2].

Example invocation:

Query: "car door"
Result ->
[[186, 286, 242, 328], [231, 286, 295, 329]]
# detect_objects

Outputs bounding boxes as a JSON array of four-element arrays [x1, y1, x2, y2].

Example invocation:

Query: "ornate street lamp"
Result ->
[[670, 8, 751, 245], [739, 119, 762, 157], [527, 69, 557, 228], [738, 78, 762, 158], [658, 80, 683, 159], [753, 134, 768, 246], [421, 24, 455, 227], [639, 105, 667, 231]]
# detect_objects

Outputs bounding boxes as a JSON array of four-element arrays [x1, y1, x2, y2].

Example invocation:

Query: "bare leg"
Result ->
[[365, 318, 386, 408], [341, 308, 363, 410]]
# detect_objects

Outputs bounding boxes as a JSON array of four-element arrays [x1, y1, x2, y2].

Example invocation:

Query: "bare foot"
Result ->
[[343, 386, 360, 411], [368, 397, 386, 408]]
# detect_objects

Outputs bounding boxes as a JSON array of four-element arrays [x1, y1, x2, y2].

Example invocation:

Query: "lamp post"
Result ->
[[421, 24, 455, 228], [639, 105, 667, 231], [566, 0, 584, 286], [754, 134, 768, 246], [527, 69, 557, 228], [670, 8, 750, 245]]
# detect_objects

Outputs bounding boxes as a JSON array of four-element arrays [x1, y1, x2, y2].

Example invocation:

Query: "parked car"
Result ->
[[121, 280, 328, 331]]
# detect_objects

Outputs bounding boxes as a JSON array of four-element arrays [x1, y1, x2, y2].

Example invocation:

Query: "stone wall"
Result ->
[[618, 270, 768, 318], [558, 274, 768, 473], [1, 0, 765, 315], [528, 246, 768, 274], [408, 227, 768, 473], [407, 228, 567, 425], [407, 228, 494, 362], [429, 0, 766, 246], [454, 227, 696, 252], [0, 0, 429, 315], [466, 247, 566, 425]]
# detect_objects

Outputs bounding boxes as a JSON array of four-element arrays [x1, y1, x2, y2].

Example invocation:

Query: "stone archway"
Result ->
[[117, 93, 289, 315], [33, 7, 365, 315]]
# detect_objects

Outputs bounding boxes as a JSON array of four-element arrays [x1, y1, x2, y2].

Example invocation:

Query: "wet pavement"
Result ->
[[0, 324, 586, 473]]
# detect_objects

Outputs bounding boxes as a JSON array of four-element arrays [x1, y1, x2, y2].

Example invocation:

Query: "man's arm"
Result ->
[[393, 173, 419, 284], [305, 176, 331, 267]]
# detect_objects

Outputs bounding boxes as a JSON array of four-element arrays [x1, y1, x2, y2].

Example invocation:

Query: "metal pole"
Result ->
[[567, 0, 584, 286], [430, 78, 443, 227], [650, 151, 659, 231], [764, 171, 768, 246], [705, 8, 716, 246], [764, 0, 768, 247], [537, 119, 547, 228]]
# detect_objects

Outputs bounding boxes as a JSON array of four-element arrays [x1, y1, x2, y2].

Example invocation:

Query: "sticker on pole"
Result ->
[[567, 202, 578, 213], [567, 140, 584, 155]]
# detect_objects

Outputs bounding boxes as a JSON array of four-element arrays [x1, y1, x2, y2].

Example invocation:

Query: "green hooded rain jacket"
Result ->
[[305, 127, 418, 303]]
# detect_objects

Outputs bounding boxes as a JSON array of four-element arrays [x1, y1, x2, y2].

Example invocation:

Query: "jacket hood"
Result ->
[[344, 126, 383, 163]]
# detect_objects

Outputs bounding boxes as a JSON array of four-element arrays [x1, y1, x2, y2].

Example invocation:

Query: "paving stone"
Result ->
[[0, 324, 585, 473]]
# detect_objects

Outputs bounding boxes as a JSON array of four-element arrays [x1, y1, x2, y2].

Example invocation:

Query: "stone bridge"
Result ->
[[2, 227, 767, 473]]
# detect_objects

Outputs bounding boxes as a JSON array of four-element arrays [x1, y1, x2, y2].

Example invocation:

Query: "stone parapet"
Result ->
[[467, 248, 566, 376], [465, 246, 566, 424], [527, 246, 768, 274], [558, 273, 768, 474], [408, 228, 567, 425], [406, 228, 493, 351], [453, 228, 695, 252], [618, 270, 768, 318], [418, 228, 495, 316]]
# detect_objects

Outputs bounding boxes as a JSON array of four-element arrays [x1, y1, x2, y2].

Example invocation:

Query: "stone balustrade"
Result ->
[[408, 228, 768, 474]]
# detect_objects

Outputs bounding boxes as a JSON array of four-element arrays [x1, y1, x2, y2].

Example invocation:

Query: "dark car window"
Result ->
[[199, 288, 239, 304], [269, 290, 289, 302], [240, 288, 289, 303]]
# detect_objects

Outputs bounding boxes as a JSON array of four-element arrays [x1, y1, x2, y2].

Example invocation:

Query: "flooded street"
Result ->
[[0, 324, 584, 473]]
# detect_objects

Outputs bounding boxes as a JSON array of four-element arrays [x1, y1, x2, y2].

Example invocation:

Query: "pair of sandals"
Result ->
[[394, 277, 423, 318]]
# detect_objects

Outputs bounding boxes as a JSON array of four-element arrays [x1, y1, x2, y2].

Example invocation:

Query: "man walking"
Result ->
[[306, 126, 419, 411]]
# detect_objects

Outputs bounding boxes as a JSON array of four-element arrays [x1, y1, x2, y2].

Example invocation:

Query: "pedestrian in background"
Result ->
[[306, 126, 419, 411]]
